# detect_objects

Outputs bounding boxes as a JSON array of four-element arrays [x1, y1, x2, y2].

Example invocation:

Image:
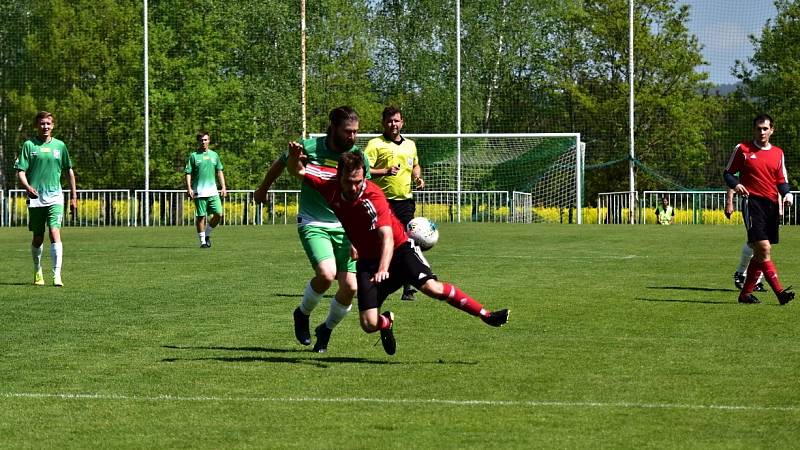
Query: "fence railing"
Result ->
[[5, 189, 131, 227], [597, 191, 638, 224], [132, 190, 301, 227], [598, 190, 800, 225], [1, 189, 523, 226]]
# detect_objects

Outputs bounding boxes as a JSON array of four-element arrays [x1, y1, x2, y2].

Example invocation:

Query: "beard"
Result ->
[[333, 133, 354, 150]]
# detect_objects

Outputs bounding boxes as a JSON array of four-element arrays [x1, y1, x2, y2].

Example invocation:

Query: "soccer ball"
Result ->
[[406, 217, 439, 251]]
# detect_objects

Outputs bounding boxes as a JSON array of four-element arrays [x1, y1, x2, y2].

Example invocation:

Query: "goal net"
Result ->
[[312, 133, 584, 224]]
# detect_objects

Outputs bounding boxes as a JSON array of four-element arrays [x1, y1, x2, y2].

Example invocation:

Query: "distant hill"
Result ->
[[708, 82, 741, 96]]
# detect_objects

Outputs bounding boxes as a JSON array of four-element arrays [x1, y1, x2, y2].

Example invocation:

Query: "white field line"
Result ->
[[3, 392, 797, 412], [448, 254, 642, 260]]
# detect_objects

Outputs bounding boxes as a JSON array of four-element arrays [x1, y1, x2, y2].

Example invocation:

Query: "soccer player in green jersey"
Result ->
[[253, 106, 367, 352], [365, 106, 425, 301], [185, 131, 227, 248], [14, 111, 77, 287]]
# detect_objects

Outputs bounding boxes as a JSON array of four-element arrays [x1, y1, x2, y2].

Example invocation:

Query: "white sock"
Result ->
[[198, 231, 206, 244], [737, 243, 753, 274], [32, 244, 43, 272], [205, 224, 213, 236], [299, 282, 324, 315], [325, 297, 352, 329], [51, 242, 63, 276]]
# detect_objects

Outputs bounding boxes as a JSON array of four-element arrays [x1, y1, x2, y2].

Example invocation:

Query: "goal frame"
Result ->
[[310, 132, 584, 224]]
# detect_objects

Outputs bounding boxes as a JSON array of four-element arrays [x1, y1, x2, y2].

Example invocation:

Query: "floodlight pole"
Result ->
[[143, 0, 150, 226], [628, 0, 636, 224], [301, 0, 307, 139], [456, 0, 462, 223]]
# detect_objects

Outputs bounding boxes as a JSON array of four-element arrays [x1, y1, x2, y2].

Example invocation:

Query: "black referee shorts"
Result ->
[[389, 199, 416, 226], [356, 240, 437, 311], [744, 195, 780, 244]]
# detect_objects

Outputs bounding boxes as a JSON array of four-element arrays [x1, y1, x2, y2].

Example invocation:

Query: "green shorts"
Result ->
[[194, 195, 223, 217], [298, 225, 356, 273], [29, 204, 64, 235]]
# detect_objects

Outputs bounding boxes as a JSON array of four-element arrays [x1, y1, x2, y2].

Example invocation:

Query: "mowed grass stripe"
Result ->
[[4, 391, 799, 412]]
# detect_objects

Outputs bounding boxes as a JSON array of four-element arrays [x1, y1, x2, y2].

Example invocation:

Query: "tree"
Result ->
[[734, 0, 800, 188]]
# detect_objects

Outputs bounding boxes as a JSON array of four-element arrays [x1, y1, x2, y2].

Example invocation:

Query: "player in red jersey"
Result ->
[[723, 113, 794, 305], [287, 146, 509, 355]]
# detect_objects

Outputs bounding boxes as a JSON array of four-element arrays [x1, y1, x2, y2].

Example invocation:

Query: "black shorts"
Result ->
[[356, 241, 437, 311], [389, 199, 416, 226], [744, 195, 779, 244]]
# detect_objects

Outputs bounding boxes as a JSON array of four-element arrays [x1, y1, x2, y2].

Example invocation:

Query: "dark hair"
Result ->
[[34, 111, 54, 125], [337, 152, 365, 177], [197, 130, 210, 141], [382, 106, 402, 122], [327, 106, 359, 134], [753, 113, 774, 128]]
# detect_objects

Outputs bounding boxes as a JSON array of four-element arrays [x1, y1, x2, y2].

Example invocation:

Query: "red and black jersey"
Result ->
[[302, 164, 408, 260], [725, 141, 789, 201]]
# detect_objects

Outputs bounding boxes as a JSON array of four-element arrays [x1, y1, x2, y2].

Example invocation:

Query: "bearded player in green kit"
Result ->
[[253, 106, 368, 353], [14, 111, 77, 287]]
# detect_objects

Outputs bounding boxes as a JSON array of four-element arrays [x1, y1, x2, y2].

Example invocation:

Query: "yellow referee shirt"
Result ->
[[364, 135, 418, 200]]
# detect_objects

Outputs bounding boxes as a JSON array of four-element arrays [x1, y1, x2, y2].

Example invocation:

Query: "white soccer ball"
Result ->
[[406, 217, 439, 251]]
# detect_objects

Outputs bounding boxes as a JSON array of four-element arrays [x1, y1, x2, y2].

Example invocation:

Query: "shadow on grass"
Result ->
[[635, 297, 730, 305], [161, 345, 478, 367], [647, 286, 738, 293], [161, 355, 398, 367], [0, 282, 31, 286], [129, 245, 190, 249], [163, 345, 295, 353]]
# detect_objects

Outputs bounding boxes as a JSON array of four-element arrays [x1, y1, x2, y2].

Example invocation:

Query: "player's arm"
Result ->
[[372, 225, 394, 283], [725, 189, 735, 219], [217, 170, 227, 197], [286, 142, 306, 179], [412, 163, 424, 189], [185, 173, 194, 199], [723, 146, 748, 196], [254, 158, 286, 203], [776, 154, 793, 206], [17, 170, 38, 199], [67, 167, 77, 214]]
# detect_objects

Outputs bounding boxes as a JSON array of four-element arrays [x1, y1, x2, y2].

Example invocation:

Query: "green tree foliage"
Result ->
[[734, 0, 800, 188], [1, 0, 775, 201]]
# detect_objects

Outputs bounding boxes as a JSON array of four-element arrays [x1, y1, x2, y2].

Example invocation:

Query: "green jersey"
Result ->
[[14, 137, 72, 207], [281, 136, 370, 227], [185, 149, 223, 197]]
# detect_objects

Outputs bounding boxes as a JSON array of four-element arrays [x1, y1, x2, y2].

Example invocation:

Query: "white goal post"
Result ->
[[310, 132, 584, 224]]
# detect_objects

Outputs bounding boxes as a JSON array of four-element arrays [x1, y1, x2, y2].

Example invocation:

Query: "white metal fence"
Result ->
[[1, 189, 526, 226], [5, 189, 131, 227], [598, 190, 800, 225]]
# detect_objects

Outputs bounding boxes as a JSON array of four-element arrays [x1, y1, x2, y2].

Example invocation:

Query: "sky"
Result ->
[[679, 0, 778, 85]]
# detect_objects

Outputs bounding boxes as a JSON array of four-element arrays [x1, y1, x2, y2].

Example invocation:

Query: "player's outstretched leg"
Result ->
[[423, 280, 509, 327]]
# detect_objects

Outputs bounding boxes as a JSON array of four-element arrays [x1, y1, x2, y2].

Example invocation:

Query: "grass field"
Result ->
[[1, 223, 799, 448]]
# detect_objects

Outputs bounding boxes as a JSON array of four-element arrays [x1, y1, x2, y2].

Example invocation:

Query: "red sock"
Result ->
[[741, 261, 763, 296], [438, 283, 488, 318], [377, 313, 392, 331], [761, 260, 784, 294]]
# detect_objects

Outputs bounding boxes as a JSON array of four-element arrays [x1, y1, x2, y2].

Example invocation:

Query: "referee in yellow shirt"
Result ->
[[365, 106, 425, 300]]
